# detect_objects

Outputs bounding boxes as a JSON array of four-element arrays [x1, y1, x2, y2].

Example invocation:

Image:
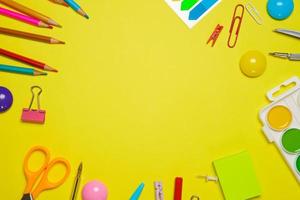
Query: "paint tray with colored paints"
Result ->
[[260, 76, 300, 182], [165, 0, 221, 28]]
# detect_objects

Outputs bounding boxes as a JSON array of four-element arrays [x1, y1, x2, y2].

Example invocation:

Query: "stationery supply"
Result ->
[[0, 86, 13, 113], [64, 0, 89, 19], [274, 28, 300, 39], [270, 52, 300, 61], [0, 7, 51, 28], [165, 0, 221, 28], [0, 48, 58, 72], [0, 0, 61, 27], [240, 51, 267, 78], [82, 180, 108, 200], [71, 163, 83, 200], [213, 151, 261, 200], [196, 175, 218, 182], [227, 4, 244, 48], [20, 146, 71, 200], [259, 77, 300, 182], [267, 0, 294, 20], [174, 177, 183, 200], [49, 0, 69, 7], [130, 183, 144, 200], [21, 86, 46, 124], [0, 64, 47, 76], [154, 181, 164, 200], [207, 24, 223, 47], [190, 195, 200, 200], [245, 2, 263, 25], [0, 27, 65, 44]]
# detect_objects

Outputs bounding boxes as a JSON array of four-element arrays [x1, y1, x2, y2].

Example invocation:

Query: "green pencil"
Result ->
[[0, 64, 47, 76]]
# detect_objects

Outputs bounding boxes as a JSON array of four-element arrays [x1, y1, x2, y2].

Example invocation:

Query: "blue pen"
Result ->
[[129, 183, 144, 200], [64, 0, 89, 19]]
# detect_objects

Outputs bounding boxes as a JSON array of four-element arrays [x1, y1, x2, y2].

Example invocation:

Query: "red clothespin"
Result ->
[[207, 24, 224, 47]]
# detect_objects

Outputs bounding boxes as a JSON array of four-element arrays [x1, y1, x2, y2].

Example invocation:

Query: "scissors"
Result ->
[[21, 146, 71, 200], [274, 28, 300, 39]]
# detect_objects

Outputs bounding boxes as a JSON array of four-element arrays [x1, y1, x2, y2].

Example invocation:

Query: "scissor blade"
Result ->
[[274, 29, 300, 39], [21, 193, 33, 200]]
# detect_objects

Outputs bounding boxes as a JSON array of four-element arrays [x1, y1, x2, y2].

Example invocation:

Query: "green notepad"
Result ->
[[213, 151, 261, 200]]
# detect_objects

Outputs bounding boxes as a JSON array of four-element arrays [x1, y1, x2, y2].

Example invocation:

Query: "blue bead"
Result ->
[[0, 86, 13, 113], [267, 0, 294, 20]]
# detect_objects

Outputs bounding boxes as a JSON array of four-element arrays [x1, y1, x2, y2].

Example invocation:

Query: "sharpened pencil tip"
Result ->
[[84, 14, 89, 19]]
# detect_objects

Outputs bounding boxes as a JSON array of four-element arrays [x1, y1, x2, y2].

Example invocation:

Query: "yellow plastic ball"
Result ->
[[240, 51, 267, 78]]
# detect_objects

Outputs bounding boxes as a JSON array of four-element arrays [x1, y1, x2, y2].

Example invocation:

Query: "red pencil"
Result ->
[[0, 48, 58, 72]]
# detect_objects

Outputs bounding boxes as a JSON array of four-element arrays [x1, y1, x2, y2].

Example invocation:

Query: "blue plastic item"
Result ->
[[267, 0, 294, 20], [0, 86, 13, 113]]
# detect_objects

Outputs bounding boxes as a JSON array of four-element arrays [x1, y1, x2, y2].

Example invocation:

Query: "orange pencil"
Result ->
[[0, 27, 65, 44], [0, 0, 61, 27]]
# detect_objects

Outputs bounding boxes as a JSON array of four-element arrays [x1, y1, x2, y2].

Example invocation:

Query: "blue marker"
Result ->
[[129, 183, 144, 200], [189, 0, 219, 20], [64, 0, 89, 19]]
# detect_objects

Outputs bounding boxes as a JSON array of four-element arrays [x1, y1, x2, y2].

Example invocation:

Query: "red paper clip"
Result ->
[[227, 4, 244, 48], [207, 24, 224, 47]]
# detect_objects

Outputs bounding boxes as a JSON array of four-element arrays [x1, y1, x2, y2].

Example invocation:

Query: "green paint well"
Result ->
[[296, 156, 300, 173], [282, 128, 300, 154], [181, 0, 200, 10]]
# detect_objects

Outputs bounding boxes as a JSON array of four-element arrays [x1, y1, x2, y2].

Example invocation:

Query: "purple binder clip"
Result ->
[[21, 86, 46, 124]]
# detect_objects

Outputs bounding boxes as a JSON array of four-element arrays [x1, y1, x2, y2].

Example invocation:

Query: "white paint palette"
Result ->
[[260, 76, 300, 183]]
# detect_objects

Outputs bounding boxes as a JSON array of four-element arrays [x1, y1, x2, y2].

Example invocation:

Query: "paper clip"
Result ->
[[191, 195, 200, 200], [196, 175, 219, 182], [21, 86, 46, 124], [154, 181, 164, 200], [245, 2, 263, 25], [207, 24, 224, 47], [227, 4, 244, 48]]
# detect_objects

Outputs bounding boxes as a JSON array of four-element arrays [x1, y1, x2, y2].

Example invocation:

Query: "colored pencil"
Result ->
[[0, 27, 65, 44], [0, 48, 58, 72], [0, 0, 61, 27], [0, 64, 47, 76], [64, 0, 89, 19], [49, 0, 69, 7], [0, 7, 51, 28]]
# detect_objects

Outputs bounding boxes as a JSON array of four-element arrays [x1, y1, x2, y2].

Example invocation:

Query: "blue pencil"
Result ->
[[0, 64, 47, 76], [129, 183, 144, 200], [64, 0, 89, 19]]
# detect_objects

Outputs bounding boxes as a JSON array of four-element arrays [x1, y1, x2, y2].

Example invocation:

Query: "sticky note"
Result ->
[[213, 151, 261, 200]]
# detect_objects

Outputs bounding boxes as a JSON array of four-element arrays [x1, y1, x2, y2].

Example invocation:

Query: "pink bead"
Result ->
[[82, 180, 108, 200]]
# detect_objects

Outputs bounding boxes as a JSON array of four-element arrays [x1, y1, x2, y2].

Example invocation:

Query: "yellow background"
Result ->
[[0, 0, 299, 199]]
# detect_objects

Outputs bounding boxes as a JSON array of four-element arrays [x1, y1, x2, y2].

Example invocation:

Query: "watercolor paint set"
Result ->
[[260, 76, 300, 182], [165, 0, 221, 28]]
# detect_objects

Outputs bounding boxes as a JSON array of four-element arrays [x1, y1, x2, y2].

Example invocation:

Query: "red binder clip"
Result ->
[[227, 4, 244, 48], [21, 86, 46, 124], [207, 24, 224, 47]]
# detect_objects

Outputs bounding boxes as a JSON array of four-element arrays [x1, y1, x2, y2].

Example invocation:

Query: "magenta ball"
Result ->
[[82, 180, 108, 200]]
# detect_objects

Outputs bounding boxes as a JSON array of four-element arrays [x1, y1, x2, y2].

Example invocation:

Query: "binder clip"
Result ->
[[154, 181, 164, 200], [207, 24, 224, 47], [21, 86, 46, 124], [190, 195, 200, 200], [227, 4, 244, 48]]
